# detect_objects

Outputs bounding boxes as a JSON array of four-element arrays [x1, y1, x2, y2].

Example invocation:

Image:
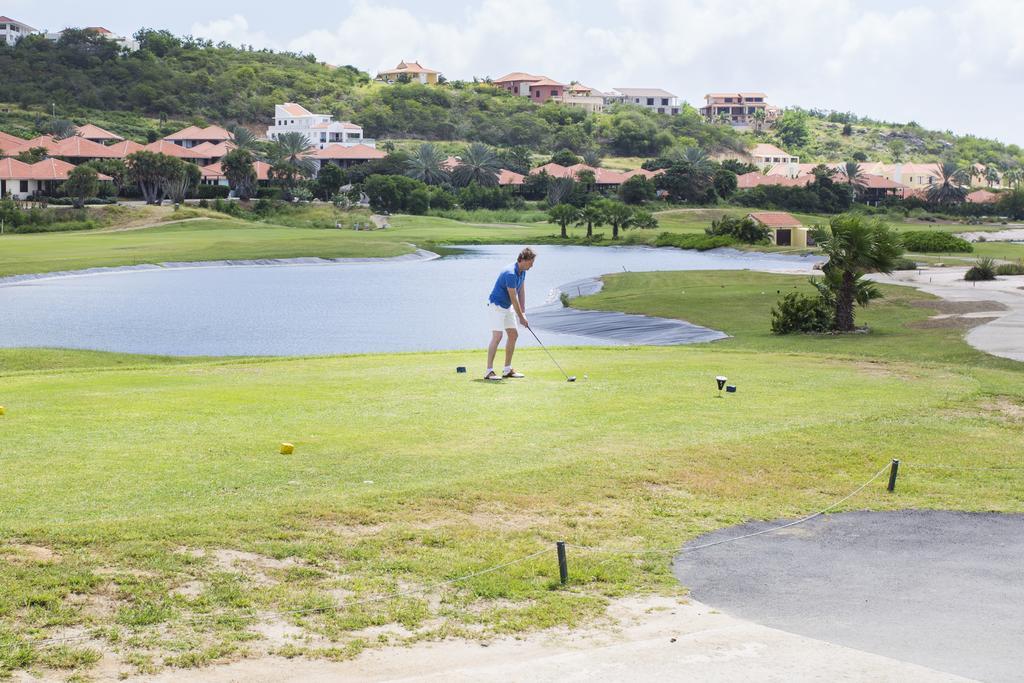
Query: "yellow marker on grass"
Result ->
[[279, 442, 294, 455], [0, 406, 5, 416]]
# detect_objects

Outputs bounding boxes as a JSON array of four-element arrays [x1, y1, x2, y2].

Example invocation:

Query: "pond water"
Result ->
[[0, 245, 822, 356]]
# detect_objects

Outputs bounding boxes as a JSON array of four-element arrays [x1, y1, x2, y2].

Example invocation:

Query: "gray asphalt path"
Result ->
[[674, 510, 1024, 682]]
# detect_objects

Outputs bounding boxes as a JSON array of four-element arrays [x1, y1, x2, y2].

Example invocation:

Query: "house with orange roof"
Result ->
[[143, 140, 205, 161], [1, 158, 111, 199], [49, 136, 125, 162], [44, 26, 138, 51], [751, 143, 799, 167], [747, 211, 809, 247], [105, 140, 146, 158], [492, 73, 566, 103], [75, 124, 124, 144], [0, 131, 30, 156], [701, 93, 781, 127], [190, 141, 235, 165], [308, 144, 387, 170], [200, 160, 273, 189], [267, 103, 372, 150], [529, 163, 662, 189], [163, 125, 233, 149], [0, 16, 38, 46], [377, 60, 441, 85], [966, 189, 999, 204]]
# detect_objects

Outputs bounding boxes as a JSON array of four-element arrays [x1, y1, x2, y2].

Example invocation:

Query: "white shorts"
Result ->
[[488, 303, 518, 331]]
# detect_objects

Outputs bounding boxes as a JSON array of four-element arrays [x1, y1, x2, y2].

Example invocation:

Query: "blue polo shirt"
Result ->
[[488, 262, 526, 308]]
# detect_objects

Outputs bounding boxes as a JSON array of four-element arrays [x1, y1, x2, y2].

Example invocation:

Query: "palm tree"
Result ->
[[581, 148, 602, 167], [681, 146, 713, 172], [266, 131, 316, 199], [843, 161, 868, 200], [597, 199, 636, 240], [229, 125, 261, 153], [451, 142, 500, 187], [575, 203, 605, 239], [46, 119, 78, 140], [811, 214, 903, 332], [751, 109, 767, 134], [547, 203, 580, 239], [926, 161, 968, 205], [984, 167, 1001, 188], [1004, 167, 1023, 189], [405, 143, 449, 185]]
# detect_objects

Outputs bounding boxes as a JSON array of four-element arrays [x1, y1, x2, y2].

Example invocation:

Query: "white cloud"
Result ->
[[190, 14, 277, 50]]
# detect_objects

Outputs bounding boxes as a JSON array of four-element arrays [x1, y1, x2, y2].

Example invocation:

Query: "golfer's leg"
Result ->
[[487, 330, 503, 370], [504, 327, 518, 367]]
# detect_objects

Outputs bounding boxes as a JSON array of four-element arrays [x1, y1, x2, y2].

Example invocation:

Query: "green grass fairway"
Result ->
[[2, 279, 1023, 675]]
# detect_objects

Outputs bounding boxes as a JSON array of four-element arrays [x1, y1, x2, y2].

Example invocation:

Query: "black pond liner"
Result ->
[[529, 277, 729, 346]]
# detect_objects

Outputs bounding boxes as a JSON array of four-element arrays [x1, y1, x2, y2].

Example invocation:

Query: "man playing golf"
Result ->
[[484, 247, 535, 381]]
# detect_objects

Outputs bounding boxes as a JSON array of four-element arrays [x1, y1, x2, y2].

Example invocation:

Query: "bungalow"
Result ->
[[309, 143, 387, 170], [441, 156, 525, 187], [854, 174, 905, 205], [190, 141, 235, 165], [966, 189, 999, 204], [737, 172, 813, 189], [144, 140, 205, 162], [267, 103, 371, 150], [377, 60, 440, 84], [492, 73, 566, 103], [76, 124, 124, 144], [163, 125, 233, 149], [200, 160, 272, 187], [530, 163, 662, 189], [747, 211, 809, 248], [105, 140, 146, 158], [0, 158, 111, 199], [48, 136, 125, 162]]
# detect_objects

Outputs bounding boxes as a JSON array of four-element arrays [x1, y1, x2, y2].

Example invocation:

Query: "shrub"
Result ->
[[770, 292, 833, 334], [706, 215, 770, 244], [964, 257, 997, 281], [255, 188, 284, 200], [653, 232, 735, 251], [994, 261, 1024, 276], [900, 230, 973, 253], [892, 257, 919, 270], [196, 184, 230, 199]]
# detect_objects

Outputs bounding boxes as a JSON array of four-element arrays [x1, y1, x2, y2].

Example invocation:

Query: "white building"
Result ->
[[606, 88, 681, 115], [266, 103, 373, 150], [0, 16, 38, 46], [44, 26, 139, 51]]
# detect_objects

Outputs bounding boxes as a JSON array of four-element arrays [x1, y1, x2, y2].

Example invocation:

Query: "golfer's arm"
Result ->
[[518, 284, 526, 312], [507, 287, 525, 319]]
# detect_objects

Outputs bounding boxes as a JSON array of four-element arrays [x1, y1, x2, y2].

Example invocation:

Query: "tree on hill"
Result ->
[[222, 148, 258, 200], [451, 143, 501, 187], [775, 110, 810, 149], [62, 165, 99, 208]]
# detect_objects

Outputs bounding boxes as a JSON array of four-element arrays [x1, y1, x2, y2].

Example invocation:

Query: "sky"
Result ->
[[9, 0, 1024, 146]]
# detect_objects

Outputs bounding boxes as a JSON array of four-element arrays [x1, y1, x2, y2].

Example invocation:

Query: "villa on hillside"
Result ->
[[266, 103, 372, 150], [751, 143, 799, 167], [44, 26, 139, 51], [0, 16, 37, 46], [492, 73, 566, 103], [701, 93, 781, 127], [164, 125, 233, 149], [377, 60, 441, 84], [606, 88, 680, 115]]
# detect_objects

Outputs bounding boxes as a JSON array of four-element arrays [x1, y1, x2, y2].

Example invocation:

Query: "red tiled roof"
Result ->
[[76, 123, 123, 141], [106, 140, 146, 157], [310, 144, 386, 160], [529, 77, 565, 88], [163, 125, 233, 142], [0, 132, 29, 155], [530, 163, 654, 186], [200, 160, 271, 182], [143, 140, 205, 159], [966, 189, 999, 204], [383, 60, 440, 75], [0, 158, 110, 181], [493, 72, 542, 84], [51, 136, 124, 158], [498, 169, 525, 186], [737, 172, 814, 188], [748, 211, 803, 228], [22, 135, 59, 151], [190, 141, 235, 157], [281, 103, 314, 117]]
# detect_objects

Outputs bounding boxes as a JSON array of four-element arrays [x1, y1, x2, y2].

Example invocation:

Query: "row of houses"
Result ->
[[0, 16, 137, 50], [375, 60, 778, 125]]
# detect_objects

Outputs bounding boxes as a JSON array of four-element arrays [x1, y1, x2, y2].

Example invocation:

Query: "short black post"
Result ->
[[887, 459, 900, 493], [556, 541, 568, 585]]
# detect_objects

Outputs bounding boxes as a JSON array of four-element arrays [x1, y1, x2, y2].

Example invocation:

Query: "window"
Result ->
[[551, 89, 557, 96], [20, 180, 29, 193], [646, 98, 654, 105], [320, 133, 327, 142], [657, 107, 664, 113], [661, 98, 668, 105], [671, 108, 679, 114]]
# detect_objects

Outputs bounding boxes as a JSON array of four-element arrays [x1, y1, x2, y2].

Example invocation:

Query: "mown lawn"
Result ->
[[1, 271, 1023, 676]]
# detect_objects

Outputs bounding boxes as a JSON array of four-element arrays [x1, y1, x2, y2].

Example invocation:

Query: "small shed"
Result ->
[[747, 211, 809, 248]]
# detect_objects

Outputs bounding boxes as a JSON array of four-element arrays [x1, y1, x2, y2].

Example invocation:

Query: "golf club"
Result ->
[[526, 326, 576, 382]]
